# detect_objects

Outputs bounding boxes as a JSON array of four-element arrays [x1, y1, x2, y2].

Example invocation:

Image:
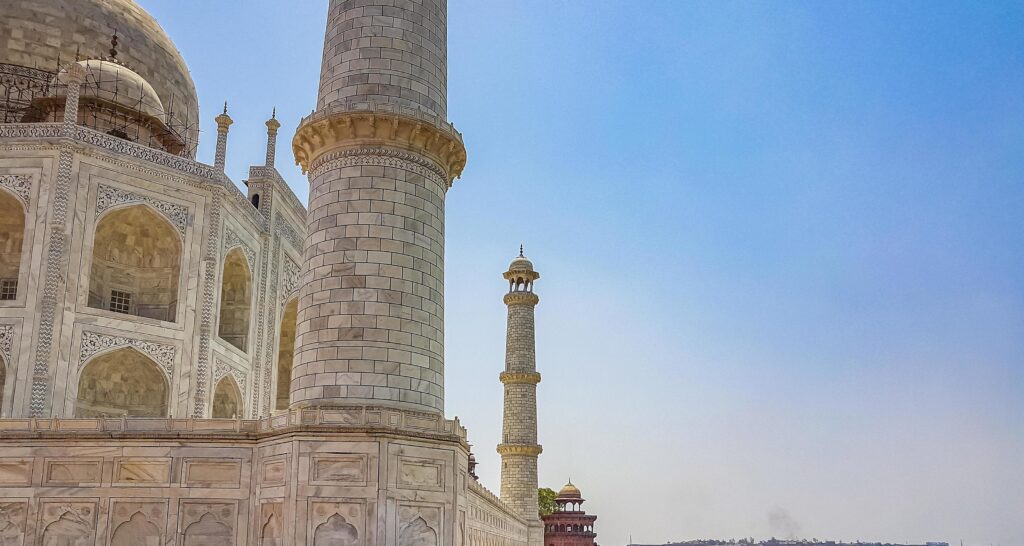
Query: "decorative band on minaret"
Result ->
[[499, 249, 543, 532], [291, 0, 467, 414]]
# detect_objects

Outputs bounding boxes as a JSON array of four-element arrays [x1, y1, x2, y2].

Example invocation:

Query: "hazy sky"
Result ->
[[138, 1, 1023, 544]]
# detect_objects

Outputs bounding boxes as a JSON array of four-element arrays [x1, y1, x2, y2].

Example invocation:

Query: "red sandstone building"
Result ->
[[543, 482, 599, 546]]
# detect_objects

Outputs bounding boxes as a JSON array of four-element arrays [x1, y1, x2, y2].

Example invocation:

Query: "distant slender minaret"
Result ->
[[499, 248, 544, 544]]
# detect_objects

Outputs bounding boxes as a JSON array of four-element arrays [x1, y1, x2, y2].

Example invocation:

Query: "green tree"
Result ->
[[538, 487, 558, 517]]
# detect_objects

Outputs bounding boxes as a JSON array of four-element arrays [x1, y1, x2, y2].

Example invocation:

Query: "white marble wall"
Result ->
[[0, 124, 306, 420]]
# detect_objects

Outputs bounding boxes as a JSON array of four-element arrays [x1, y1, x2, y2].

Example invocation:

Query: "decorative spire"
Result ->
[[109, 30, 118, 59], [265, 107, 282, 168], [519, 244, 524, 258], [214, 102, 233, 171]]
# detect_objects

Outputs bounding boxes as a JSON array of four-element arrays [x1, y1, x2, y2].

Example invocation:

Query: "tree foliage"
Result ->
[[538, 487, 558, 517]]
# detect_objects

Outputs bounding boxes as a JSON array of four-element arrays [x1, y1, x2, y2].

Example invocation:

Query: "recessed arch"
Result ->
[[218, 248, 252, 352], [88, 204, 181, 321], [0, 189, 26, 301], [212, 374, 243, 418], [75, 347, 168, 418], [276, 298, 298, 411]]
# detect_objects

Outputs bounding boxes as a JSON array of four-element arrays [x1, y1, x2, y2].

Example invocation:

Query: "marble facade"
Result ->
[[0, 1, 545, 544]]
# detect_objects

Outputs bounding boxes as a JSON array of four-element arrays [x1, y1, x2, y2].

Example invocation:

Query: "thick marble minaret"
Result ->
[[499, 249, 544, 542], [291, 0, 467, 414]]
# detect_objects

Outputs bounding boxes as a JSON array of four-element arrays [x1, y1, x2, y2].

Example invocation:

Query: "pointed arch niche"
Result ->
[[276, 298, 298, 411], [218, 248, 253, 352], [88, 204, 182, 321], [212, 375, 243, 418], [0, 189, 26, 301], [75, 347, 169, 418]]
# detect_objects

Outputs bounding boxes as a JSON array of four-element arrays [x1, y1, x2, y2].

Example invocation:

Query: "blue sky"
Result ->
[[139, 1, 1023, 544]]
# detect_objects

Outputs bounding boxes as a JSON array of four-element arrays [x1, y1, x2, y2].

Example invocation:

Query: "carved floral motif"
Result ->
[[280, 257, 300, 306], [222, 228, 257, 270], [79, 331, 176, 377], [0, 174, 31, 206], [96, 184, 189, 238], [213, 358, 247, 397], [0, 325, 12, 363]]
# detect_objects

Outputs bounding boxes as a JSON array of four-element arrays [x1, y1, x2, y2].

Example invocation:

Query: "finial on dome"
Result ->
[[109, 30, 119, 59], [223, 101, 228, 115], [519, 244, 524, 258], [271, 107, 277, 120]]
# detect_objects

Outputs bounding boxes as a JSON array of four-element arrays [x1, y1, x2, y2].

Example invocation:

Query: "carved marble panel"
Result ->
[[279, 257, 299, 306], [0, 501, 27, 546], [109, 500, 166, 546], [397, 457, 444, 492], [398, 505, 441, 546], [258, 503, 283, 546], [309, 500, 363, 546], [178, 501, 236, 546], [0, 326, 13, 364], [42, 459, 102, 487], [260, 457, 287, 488], [96, 184, 188, 238], [310, 455, 367, 486], [37, 501, 97, 546], [112, 458, 171, 487], [0, 459, 33, 487], [181, 458, 241, 488]]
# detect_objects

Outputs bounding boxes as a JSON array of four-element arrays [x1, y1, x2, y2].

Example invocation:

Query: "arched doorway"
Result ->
[[212, 375, 242, 418], [217, 249, 252, 352], [88, 205, 181, 321], [0, 189, 26, 301], [75, 347, 168, 418], [276, 298, 297, 410]]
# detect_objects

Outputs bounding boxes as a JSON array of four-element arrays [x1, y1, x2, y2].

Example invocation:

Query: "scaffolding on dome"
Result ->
[[0, 57, 200, 158]]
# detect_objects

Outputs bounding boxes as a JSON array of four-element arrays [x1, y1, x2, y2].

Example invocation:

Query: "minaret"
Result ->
[[499, 248, 544, 543], [291, 0, 467, 414]]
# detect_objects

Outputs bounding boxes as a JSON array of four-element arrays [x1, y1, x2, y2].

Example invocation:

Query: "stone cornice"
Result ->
[[503, 270, 540, 282], [0, 406, 468, 446], [499, 372, 541, 385], [496, 443, 543, 457], [292, 109, 467, 184], [503, 292, 540, 306]]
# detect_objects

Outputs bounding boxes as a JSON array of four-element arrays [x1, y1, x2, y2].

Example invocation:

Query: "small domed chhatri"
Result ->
[[54, 60, 165, 119], [504, 246, 541, 296], [544, 480, 599, 546], [558, 481, 582, 499]]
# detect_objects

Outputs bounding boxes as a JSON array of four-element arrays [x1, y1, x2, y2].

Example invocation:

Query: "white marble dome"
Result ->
[[0, 0, 199, 149]]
